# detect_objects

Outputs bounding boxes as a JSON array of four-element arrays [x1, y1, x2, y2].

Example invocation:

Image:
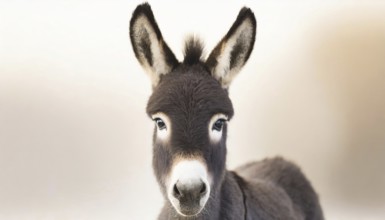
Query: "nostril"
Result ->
[[172, 180, 207, 199], [173, 183, 181, 197], [200, 183, 207, 195]]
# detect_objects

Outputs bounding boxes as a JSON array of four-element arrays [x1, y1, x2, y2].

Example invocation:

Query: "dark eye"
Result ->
[[212, 119, 226, 131], [154, 118, 166, 130]]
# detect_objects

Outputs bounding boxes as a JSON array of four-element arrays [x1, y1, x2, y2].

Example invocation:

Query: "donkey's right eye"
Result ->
[[154, 118, 167, 130], [151, 113, 171, 141]]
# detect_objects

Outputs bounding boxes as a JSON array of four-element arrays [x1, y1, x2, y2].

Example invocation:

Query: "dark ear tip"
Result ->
[[130, 2, 154, 26], [132, 2, 152, 15], [238, 7, 257, 27]]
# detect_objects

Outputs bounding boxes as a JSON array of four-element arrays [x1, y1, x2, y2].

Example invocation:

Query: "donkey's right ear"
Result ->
[[129, 3, 179, 87]]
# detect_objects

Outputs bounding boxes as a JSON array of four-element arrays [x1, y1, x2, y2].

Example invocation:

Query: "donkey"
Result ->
[[129, 3, 324, 220]]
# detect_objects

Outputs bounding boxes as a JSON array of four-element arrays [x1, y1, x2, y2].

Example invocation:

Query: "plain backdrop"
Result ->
[[1, 0, 385, 219]]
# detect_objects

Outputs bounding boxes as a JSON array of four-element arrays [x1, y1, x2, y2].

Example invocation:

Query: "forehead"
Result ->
[[146, 64, 234, 119]]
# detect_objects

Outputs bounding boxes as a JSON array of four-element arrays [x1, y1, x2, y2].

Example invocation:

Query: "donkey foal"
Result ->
[[129, 3, 324, 220]]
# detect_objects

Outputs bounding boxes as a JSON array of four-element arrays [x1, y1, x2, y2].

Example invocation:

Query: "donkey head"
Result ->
[[130, 3, 256, 217]]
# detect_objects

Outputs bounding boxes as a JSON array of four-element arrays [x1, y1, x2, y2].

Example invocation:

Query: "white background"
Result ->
[[1, 0, 385, 219]]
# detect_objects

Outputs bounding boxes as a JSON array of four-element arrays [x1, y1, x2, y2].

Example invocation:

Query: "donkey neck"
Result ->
[[158, 171, 246, 220]]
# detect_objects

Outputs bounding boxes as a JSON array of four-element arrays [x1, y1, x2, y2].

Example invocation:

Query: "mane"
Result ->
[[183, 36, 205, 65]]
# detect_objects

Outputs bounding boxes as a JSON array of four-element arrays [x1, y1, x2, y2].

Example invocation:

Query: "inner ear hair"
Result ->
[[129, 3, 179, 86], [206, 7, 256, 89]]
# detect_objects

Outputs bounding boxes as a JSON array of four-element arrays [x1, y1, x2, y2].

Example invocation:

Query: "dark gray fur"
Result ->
[[129, 3, 324, 220]]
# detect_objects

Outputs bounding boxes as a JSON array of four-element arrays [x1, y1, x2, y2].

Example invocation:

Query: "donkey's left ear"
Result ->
[[206, 7, 256, 89], [130, 3, 179, 87]]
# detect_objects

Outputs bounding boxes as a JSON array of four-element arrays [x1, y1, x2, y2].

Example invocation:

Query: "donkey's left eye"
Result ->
[[212, 119, 226, 131], [154, 118, 167, 130]]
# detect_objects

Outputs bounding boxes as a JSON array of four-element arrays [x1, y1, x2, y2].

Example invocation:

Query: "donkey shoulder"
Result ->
[[235, 157, 324, 220]]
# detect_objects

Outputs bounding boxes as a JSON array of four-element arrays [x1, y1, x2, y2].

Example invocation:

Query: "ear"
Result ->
[[129, 3, 179, 87], [206, 7, 256, 89]]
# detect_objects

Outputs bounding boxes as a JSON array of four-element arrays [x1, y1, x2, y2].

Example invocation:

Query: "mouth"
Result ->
[[170, 197, 207, 217], [178, 208, 203, 217]]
